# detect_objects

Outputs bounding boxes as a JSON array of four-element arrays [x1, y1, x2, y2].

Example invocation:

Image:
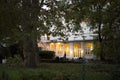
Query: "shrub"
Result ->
[[39, 50, 55, 59], [55, 56, 60, 62], [7, 55, 23, 66]]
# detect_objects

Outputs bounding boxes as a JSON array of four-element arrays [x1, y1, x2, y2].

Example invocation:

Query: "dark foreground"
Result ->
[[0, 63, 120, 80]]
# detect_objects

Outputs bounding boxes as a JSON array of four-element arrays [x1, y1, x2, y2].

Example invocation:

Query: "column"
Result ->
[[81, 42, 85, 58], [69, 43, 74, 59], [62, 43, 64, 57]]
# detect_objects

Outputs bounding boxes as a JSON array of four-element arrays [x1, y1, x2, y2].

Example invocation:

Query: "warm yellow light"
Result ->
[[50, 43, 54, 45], [91, 47, 93, 51], [57, 43, 61, 45], [81, 49, 84, 57], [59, 48, 61, 51], [70, 49, 72, 54], [91, 45, 93, 50], [81, 50, 83, 54]]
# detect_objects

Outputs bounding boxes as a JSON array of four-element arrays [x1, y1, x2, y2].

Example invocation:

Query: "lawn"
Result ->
[[0, 63, 119, 80]]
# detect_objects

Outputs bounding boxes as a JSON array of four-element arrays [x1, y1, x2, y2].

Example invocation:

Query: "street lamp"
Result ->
[[81, 34, 86, 80]]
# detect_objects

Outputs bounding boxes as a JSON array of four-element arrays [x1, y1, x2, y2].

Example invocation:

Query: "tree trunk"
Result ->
[[23, 33, 38, 68], [97, 4, 105, 61], [98, 23, 105, 60], [21, 0, 40, 67]]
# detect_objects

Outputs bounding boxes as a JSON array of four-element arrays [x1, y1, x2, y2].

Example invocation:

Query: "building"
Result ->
[[38, 22, 97, 59]]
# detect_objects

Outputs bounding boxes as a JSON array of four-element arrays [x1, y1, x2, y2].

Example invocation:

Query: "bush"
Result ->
[[7, 55, 23, 66], [39, 50, 55, 59], [55, 56, 60, 62]]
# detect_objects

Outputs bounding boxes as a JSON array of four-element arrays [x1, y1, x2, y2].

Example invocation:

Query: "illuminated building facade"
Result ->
[[38, 39, 94, 59], [38, 22, 96, 59]]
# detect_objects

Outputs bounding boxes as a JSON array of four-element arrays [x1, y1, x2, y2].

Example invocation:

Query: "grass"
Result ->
[[0, 63, 119, 80]]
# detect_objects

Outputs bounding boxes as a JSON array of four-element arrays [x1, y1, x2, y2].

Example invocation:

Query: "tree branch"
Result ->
[[40, 0, 44, 9]]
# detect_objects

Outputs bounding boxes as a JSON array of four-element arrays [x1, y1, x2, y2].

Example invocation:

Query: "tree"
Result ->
[[1, 0, 119, 66], [20, 0, 40, 67], [85, 0, 120, 61], [101, 1, 120, 62], [0, 0, 21, 43], [0, 0, 68, 67], [20, 0, 67, 67], [62, 0, 120, 60], [56, 0, 120, 61]]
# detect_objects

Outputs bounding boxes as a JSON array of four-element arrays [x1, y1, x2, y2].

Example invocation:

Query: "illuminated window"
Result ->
[[64, 43, 70, 55], [73, 43, 81, 57], [50, 43, 56, 52], [56, 43, 63, 54], [85, 42, 92, 49], [84, 42, 93, 54]]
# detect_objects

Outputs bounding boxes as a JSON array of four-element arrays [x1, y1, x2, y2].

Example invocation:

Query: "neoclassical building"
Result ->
[[38, 22, 96, 59], [38, 38, 94, 59]]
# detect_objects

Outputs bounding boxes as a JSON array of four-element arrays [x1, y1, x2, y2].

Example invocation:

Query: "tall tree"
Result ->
[[85, 0, 120, 61], [20, 0, 39, 67], [56, 0, 120, 61], [0, 0, 62, 67], [18, 0, 69, 67], [100, 1, 120, 62], [0, 0, 21, 43]]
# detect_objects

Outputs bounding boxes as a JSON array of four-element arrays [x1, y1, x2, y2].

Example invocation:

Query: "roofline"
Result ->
[[43, 39, 97, 43]]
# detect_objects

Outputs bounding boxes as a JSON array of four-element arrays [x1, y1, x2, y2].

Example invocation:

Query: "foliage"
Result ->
[[89, 0, 120, 61], [61, 0, 120, 61], [7, 55, 23, 66], [92, 42, 101, 58], [0, 0, 120, 66], [0, 0, 66, 67], [0, 0, 22, 43], [39, 50, 55, 59], [0, 63, 118, 80]]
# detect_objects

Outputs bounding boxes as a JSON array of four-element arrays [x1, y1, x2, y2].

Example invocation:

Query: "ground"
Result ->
[[0, 63, 120, 80]]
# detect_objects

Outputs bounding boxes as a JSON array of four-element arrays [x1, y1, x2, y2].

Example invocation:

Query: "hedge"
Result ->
[[38, 50, 55, 59]]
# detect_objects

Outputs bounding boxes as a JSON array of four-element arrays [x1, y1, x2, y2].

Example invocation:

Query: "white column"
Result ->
[[62, 43, 64, 56], [69, 43, 74, 59], [81, 42, 85, 57], [55, 43, 58, 56], [91, 42, 94, 51]]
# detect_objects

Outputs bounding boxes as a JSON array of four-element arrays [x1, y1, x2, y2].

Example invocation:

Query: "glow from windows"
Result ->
[[81, 49, 84, 57]]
